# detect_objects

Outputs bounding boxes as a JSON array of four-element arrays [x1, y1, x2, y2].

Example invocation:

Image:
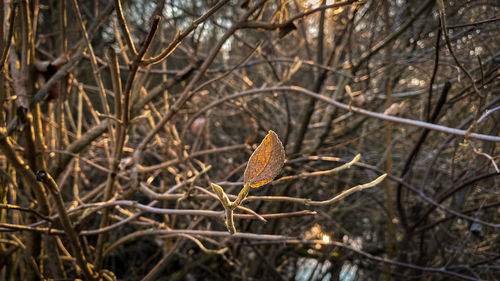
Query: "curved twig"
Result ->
[[183, 86, 500, 142]]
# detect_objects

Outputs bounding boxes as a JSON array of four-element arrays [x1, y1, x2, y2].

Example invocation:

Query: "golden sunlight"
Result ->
[[322, 235, 331, 243]]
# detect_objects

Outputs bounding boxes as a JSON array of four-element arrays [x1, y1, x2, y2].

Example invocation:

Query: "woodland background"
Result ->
[[0, 0, 499, 280]]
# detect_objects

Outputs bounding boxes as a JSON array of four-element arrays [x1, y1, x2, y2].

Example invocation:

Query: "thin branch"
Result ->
[[242, 0, 359, 30], [142, 0, 230, 65], [438, 4, 480, 96], [447, 16, 500, 29], [36, 171, 97, 280], [130, 1, 269, 197], [0, 3, 17, 73], [181, 86, 500, 142], [277, 154, 360, 182], [99, 229, 483, 280], [104, 232, 227, 259], [113, 0, 137, 56], [286, 156, 500, 228], [0, 204, 53, 223], [305, 174, 387, 206], [138, 144, 246, 173], [353, 0, 434, 72], [470, 143, 499, 173]]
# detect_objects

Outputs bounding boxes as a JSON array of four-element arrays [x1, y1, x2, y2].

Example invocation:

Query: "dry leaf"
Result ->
[[384, 103, 400, 116], [190, 117, 206, 134], [288, 56, 303, 77], [244, 130, 285, 188], [345, 84, 353, 98], [278, 22, 297, 39]]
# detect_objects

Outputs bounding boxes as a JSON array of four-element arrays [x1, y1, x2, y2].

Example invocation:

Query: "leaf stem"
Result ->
[[212, 183, 252, 234], [233, 183, 250, 207]]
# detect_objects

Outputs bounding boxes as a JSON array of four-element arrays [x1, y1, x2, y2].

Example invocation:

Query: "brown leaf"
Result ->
[[278, 22, 297, 39], [244, 130, 285, 188]]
